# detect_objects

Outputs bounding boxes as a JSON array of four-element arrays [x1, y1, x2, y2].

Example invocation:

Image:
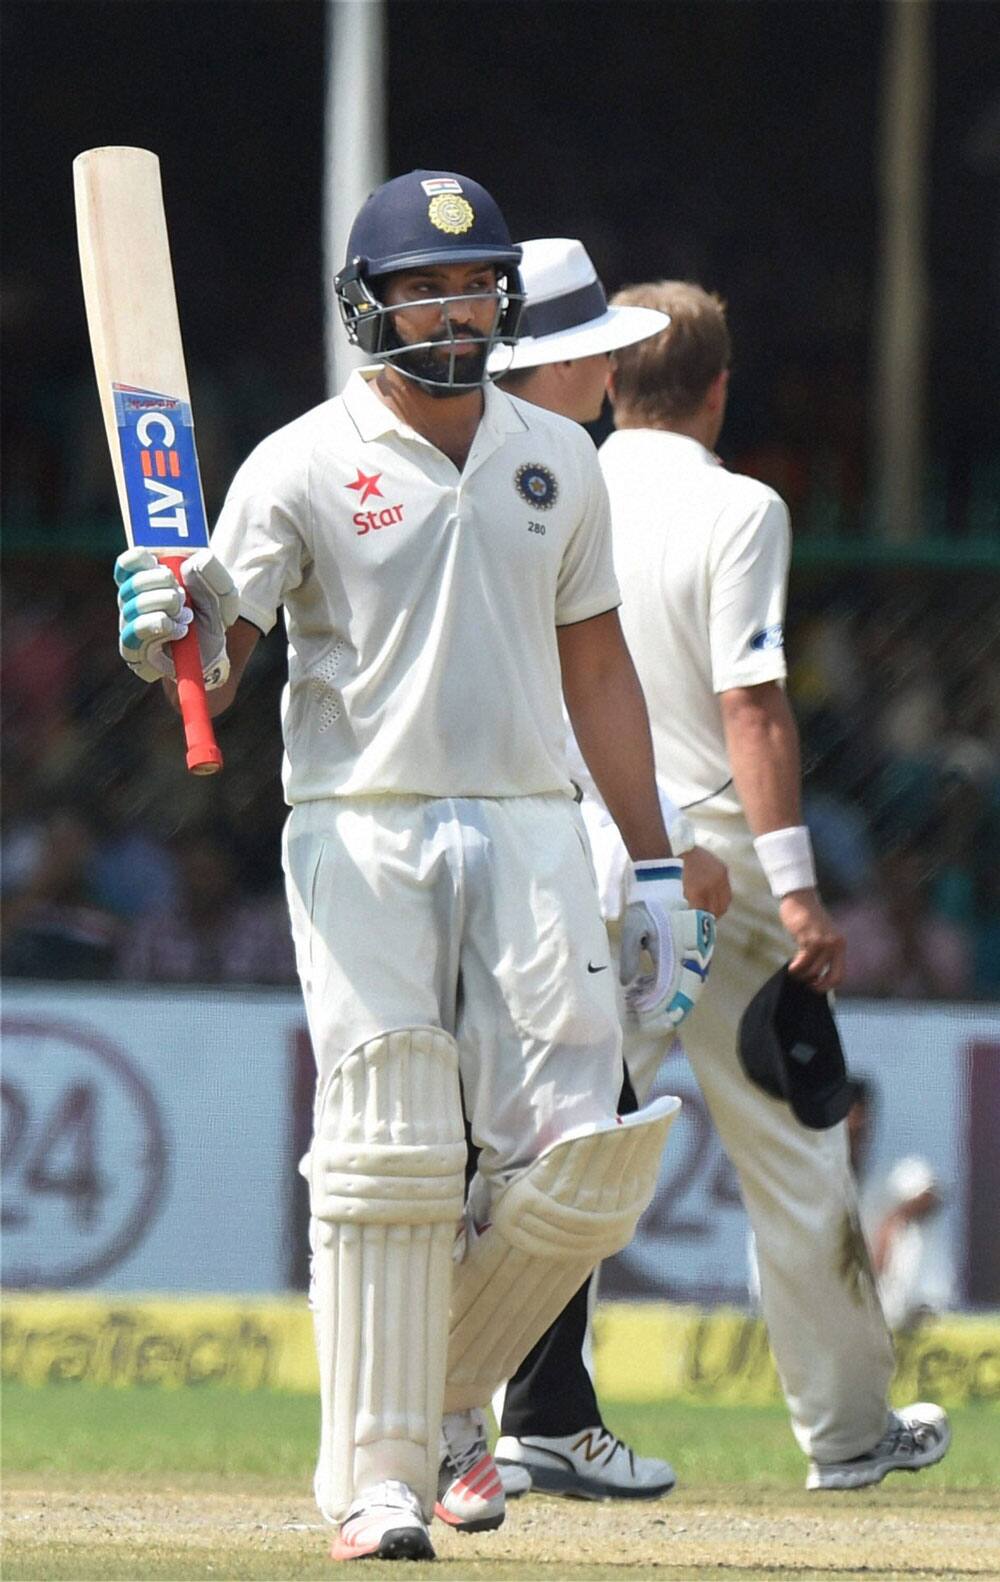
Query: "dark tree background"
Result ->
[[3, 0, 998, 534], [3, 2, 999, 1002]]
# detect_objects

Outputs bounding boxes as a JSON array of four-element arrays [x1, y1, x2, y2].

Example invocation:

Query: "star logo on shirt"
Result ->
[[346, 468, 383, 504]]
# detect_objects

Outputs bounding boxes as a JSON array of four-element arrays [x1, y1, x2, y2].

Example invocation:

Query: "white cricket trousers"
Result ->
[[622, 805, 895, 1465], [283, 793, 628, 1522], [282, 793, 624, 1196]]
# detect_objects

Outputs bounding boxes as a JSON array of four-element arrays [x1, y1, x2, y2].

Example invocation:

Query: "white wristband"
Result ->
[[753, 825, 816, 897]]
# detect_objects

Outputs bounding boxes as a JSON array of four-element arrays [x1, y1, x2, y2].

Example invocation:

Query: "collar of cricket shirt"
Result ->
[[343, 364, 527, 448]]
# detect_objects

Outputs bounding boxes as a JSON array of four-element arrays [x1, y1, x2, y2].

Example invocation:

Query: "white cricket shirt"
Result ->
[[210, 369, 619, 801], [599, 429, 790, 814]]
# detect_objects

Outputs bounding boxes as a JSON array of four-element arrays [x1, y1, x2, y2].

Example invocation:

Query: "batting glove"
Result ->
[[619, 859, 716, 1033], [115, 547, 239, 688]]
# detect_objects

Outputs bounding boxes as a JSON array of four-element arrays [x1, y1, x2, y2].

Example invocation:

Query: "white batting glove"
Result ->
[[619, 859, 717, 1033], [115, 547, 239, 688]]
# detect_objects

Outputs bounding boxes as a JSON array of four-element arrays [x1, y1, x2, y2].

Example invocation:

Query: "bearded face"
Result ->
[[381, 313, 492, 396], [373, 264, 511, 394]]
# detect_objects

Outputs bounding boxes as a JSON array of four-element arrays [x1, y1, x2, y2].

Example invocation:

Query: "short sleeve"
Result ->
[[209, 449, 309, 635], [708, 492, 790, 693], [555, 441, 621, 626]]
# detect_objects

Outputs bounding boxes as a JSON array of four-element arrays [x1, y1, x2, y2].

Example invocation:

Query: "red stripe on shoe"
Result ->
[[433, 1500, 467, 1527], [330, 1528, 381, 1559], [466, 1458, 502, 1495]]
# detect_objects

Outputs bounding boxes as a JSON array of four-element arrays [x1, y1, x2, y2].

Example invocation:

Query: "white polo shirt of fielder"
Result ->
[[210, 368, 620, 802], [599, 429, 791, 815]]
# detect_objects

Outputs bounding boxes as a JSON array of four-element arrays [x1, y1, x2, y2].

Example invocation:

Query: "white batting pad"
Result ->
[[307, 1027, 466, 1522], [445, 1095, 680, 1412]]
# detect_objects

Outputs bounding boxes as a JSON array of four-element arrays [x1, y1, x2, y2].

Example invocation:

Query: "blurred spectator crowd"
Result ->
[[2, 555, 296, 987], [2, 553, 999, 999], [791, 572, 1000, 1001]]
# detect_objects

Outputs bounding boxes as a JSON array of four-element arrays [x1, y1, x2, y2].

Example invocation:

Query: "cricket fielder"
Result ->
[[487, 239, 729, 1498], [110, 175, 716, 1562], [493, 267, 950, 1496]]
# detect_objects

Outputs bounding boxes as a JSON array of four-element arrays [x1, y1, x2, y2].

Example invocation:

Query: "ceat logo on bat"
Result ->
[[346, 468, 405, 535], [113, 384, 210, 551]]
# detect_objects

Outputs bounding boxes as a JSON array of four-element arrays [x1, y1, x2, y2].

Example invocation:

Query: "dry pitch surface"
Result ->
[[5, 1390, 997, 1580], [5, 1479, 998, 1581]]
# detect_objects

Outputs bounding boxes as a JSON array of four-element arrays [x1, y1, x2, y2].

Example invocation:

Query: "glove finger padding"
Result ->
[[116, 549, 189, 682], [181, 549, 241, 628], [620, 860, 716, 1032], [179, 549, 240, 690], [114, 547, 238, 689]]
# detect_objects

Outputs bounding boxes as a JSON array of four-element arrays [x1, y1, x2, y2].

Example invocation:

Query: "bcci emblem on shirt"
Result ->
[[515, 462, 559, 511]]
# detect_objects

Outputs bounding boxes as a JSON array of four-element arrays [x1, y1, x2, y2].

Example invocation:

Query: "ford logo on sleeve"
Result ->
[[750, 624, 784, 651]]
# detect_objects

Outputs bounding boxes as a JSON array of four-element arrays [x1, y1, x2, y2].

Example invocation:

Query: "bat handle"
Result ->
[[162, 555, 224, 776]]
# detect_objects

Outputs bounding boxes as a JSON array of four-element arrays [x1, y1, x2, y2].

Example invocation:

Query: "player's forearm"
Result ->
[[162, 676, 233, 719], [557, 611, 671, 857], [720, 682, 804, 836], [163, 615, 259, 718], [564, 670, 672, 860]]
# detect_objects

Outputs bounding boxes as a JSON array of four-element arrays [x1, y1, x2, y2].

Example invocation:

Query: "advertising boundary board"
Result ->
[[1, 986, 302, 1293], [2, 986, 998, 1301], [3, 1294, 999, 1408]]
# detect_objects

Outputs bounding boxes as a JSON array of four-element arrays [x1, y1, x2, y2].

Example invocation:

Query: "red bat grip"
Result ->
[[162, 555, 224, 775]]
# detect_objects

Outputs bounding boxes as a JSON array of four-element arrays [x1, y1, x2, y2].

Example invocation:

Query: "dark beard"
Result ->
[[382, 324, 489, 395]]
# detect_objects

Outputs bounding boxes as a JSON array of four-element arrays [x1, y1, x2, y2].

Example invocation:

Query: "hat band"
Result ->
[[520, 278, 607, 340]]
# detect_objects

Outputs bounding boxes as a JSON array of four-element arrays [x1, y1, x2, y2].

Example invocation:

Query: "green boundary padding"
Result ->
[[4, 515, 1000, 571], [792, 536, 1000, 571]]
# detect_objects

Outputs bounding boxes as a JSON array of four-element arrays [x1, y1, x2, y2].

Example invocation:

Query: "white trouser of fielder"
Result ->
[[283, 793, 656, 1521], [619, 804, 895, 1465]]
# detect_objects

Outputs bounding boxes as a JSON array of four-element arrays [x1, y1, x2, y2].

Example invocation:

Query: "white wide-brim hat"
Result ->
[[490, 237, 669, 372]]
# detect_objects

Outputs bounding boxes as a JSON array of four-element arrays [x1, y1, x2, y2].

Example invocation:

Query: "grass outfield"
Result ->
[[4, 1385, 1000, 1488], [3, 1385, 999, 1579]]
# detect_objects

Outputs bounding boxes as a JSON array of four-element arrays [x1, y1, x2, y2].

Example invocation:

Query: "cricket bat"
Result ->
[[73, 145, 223, 775]]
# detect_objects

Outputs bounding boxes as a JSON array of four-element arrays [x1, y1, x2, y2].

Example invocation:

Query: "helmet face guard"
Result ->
[[336, 263, 525, 392], [334, 169, 525, 391]]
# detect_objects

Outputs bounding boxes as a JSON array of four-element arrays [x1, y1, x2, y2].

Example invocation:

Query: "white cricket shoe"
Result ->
[[435, 1407, 506, 1532], [329, 1480, 434, 1562], [806, 1403, 951, 1491], [494, 1427, 676, 1501], [497, 1460, 533, 1498]]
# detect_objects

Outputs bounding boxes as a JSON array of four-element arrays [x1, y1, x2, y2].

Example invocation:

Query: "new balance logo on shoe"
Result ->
[[494, 1428, 676, 1501], [573, 1429, 615, 1463]]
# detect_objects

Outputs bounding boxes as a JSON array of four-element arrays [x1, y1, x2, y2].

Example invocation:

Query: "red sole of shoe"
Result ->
[[433, 1501, 505, 1533]]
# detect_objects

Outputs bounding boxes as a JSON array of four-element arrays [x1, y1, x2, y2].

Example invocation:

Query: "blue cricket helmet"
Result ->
[[344, 169, 523, 276], [335, 170, 524, 386]]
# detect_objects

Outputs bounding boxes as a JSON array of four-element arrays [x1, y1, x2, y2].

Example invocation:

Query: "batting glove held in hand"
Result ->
[[619, 859, 717, 1032], [115, 547, 239, 688]]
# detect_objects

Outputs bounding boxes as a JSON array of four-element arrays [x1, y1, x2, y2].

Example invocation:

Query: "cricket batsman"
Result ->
[[110, 173, 717, 1561]]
